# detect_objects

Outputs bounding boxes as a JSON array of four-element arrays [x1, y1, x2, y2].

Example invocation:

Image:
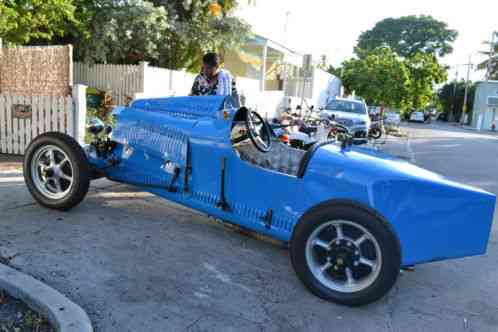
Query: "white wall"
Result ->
[[311, 68, 337, 104], [143, 66, 171, 98], [237, 76, 260, 100], [74, 62, 333, 118], [244, 91, 286, 119]]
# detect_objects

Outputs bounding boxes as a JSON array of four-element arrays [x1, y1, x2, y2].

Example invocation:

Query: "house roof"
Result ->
[[475, 80, 498, 85], [245, 34, 304, 67]]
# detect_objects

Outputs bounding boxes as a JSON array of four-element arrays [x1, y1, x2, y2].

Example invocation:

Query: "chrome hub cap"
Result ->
[[305, 220, 382, 293], [30, 145, 74, 200]]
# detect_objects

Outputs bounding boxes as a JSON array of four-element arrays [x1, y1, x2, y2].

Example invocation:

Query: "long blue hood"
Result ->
[[303, 144, 496, 266]]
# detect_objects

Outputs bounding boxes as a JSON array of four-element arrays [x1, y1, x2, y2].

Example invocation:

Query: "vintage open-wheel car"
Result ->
[[23, 96, 496, 306]]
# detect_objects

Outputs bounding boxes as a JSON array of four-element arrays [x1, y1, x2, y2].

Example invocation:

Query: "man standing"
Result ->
[[190, 52, 238, 97]]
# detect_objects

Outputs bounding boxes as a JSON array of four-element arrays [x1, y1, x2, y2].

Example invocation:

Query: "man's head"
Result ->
[[202, 52, 220, 78]]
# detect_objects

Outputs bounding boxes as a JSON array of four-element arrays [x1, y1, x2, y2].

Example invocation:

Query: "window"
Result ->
[[324, 101, 367, 115], [487, 96, 498, 106]]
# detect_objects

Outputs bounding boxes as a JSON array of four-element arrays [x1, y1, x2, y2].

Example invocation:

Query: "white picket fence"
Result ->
[[74, 62, 145, 105], [0, 94, 74, 155]]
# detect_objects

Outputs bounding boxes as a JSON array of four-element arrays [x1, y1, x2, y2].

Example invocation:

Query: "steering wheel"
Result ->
[[245, 110, 272, 152]]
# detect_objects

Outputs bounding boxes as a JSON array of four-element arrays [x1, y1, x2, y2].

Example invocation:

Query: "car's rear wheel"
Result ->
[[24, 132, 91, 211], [290, 202, 401, 306]]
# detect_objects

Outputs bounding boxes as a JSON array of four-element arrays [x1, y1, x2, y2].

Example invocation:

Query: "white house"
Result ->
[[471, 80, 498, 131]]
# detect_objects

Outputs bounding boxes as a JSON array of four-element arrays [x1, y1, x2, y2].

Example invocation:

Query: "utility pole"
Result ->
[[283, 11, 290, 44], [450, 67, 459, 122], [460, 55, 473, 124]]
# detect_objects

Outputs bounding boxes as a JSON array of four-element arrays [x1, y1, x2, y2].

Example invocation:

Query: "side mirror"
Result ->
[[86, 117, 105, 136]]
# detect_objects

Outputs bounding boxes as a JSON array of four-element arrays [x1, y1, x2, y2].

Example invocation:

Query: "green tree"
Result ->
[[438, 81, 476, 122], [404, 53, 447, 111], [72, 0, 170, 64], [151, 0, 251, 70], [357, 15, 458, 58], [477, 34, 498, 80], [324, 65, 343, 78], [338, 48, 446, 116], [0, 0, 76, 44], [67, 0, 250, 70], [340, 48, 411, 109]]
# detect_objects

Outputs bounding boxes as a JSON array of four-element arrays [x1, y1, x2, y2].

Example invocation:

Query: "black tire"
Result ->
[[369, 128, 382, 139], [23, 132, 91, 211], [290, 201, 401, 306]]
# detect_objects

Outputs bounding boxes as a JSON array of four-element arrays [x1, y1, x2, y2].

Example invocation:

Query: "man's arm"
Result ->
[[216, 70, 233, 96]]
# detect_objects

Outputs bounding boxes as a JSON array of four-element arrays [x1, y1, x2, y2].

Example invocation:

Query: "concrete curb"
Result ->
[[0, 263, 93, 332]]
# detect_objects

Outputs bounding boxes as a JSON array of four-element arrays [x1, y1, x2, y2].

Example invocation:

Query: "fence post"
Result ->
[[169, 70, 174, 95], [72, 84, 87, 144], [67, 45, 73, 94], [139, 61, 149, 94]]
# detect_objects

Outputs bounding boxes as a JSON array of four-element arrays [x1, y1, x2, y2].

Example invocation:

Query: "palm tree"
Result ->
[[478, 31, 498, 80]]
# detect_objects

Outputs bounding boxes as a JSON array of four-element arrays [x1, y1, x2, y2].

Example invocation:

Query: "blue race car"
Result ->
[[23, 96, 496, 306]]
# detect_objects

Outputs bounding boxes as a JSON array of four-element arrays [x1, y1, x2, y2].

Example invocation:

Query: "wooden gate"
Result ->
[[0, 94, 74, 155]]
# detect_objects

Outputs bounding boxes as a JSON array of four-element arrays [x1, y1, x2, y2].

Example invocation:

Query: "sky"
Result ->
[[237, 0, 498, 81]]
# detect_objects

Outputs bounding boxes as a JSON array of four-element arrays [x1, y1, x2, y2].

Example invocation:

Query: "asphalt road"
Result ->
[[0, 122, 497, 332]]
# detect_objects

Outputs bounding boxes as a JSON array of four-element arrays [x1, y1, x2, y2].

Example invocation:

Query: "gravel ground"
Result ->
[[0, 290, 53, 332]]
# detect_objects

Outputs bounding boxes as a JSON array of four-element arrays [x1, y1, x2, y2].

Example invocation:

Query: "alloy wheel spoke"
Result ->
[[58, 157, 69, 167], [60, 172, 72, 182], [53, 178, 62, 193], [354, 234, 368, 246], [335, 224, 344, 239], [47, 149, 56, 165], [359, 257, 375, 268], [45, 180, 57, 193], [345, 267, 354, 284], [313, 239, 330, 250], [37, 161, 47, 170], [320, 261, 332, 273]]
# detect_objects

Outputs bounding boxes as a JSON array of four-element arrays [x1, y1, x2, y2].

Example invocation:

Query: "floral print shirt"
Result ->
[[190, 69, 237, 96]]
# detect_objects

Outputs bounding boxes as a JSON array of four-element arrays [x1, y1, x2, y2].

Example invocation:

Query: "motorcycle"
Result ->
[[271, 119, 318, 150], [368, 119, 383, 139]]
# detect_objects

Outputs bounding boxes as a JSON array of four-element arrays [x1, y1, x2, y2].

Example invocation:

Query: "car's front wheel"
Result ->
[[24, 132, 91, 211], [290, 202, 401, 306]]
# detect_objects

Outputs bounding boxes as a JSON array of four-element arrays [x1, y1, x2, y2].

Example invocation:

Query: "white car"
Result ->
[[409, 111, 425, 123], [385, 111, 401, 125], [320, 98, 371, 141]]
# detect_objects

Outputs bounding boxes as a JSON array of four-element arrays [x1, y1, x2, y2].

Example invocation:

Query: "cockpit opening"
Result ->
[[231, 107, 306, 177]]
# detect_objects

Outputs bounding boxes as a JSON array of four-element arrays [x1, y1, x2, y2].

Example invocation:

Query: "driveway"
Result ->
[[1, 122, 497, 332]]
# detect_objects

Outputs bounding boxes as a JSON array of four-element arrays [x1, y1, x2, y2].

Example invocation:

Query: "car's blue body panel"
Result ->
[[88, 96, 496, 267], [305, 145, 495, 265]]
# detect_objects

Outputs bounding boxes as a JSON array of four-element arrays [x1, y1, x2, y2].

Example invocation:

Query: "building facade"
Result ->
[[471, 81, 498, 130]]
